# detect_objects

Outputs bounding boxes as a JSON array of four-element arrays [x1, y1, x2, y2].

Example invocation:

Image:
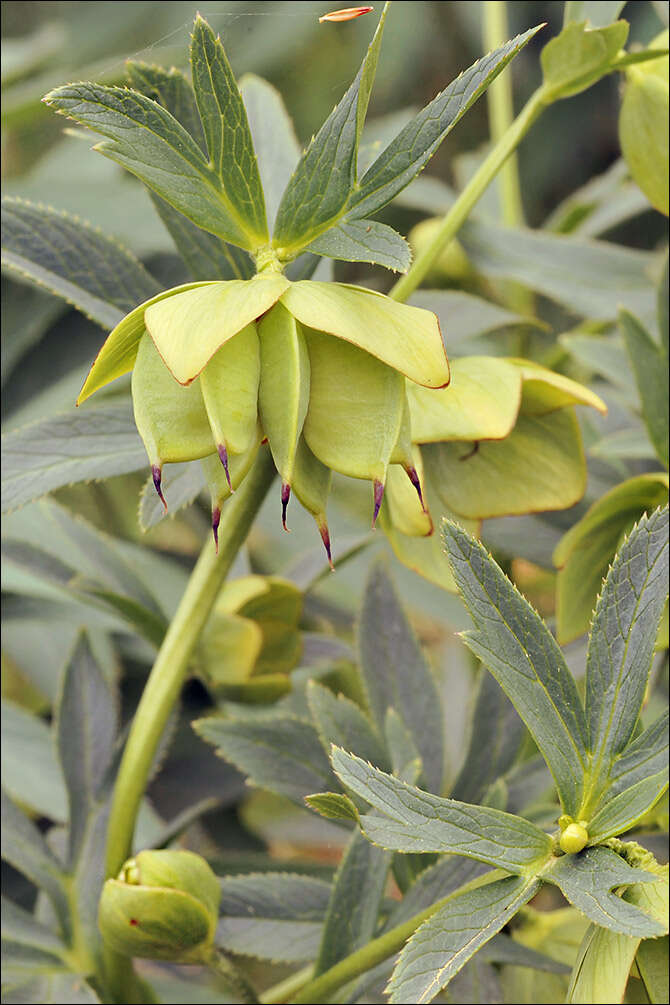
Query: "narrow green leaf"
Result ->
[[541, 21, 629, 101], [606, 710, 669, 801], [305, 792, 359, 822], [451, 672, 526, 806], [0, 790, 67, 920], [546, 847, 664, 938], [1, 401, 146, 514], [1, 198, 160, 328], [217, 873, 332, 962], [331, 749, 552, 872], [305, 219, 411, 273], [43, 83, 258, 251], [584, 507, 669, 805], [315, 830, 390, 975], [240, 74, 300, 229], [190, 16, 267, 242], [587, 772, 669, 845], [620, 310, 669, 468], [56, 633, 118, 864], [273, 4, 389, 249], [385, 708, 423, 785], [554, 474, 669, 644], [307, 682, 389, 771], [428, 407, 587, 520], [194, 714, 335, 803], [387, 874, 540, 1004], [358, 561, 444, 794], [636, 935, 669, 1004], [1, 702, 67, 822], [2, 277, 64, 383], [347, 26, 543, 222], [443, 521, 588, 817]]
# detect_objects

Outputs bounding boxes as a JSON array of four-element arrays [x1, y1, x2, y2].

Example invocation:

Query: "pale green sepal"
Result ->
[[200, 322, 260, 456], [281, 282, 450, 388], [77, 281, 213, 404], [257, 302, 310, 484], [132, 332, 214, 465], [407, 357, 522, 443], [201, 427, 262, 504], [303, 328, 405, 482], [541, 20, 629, 101], [390, 394, 415, 467], [509, 358, 608, 415], [385, 448, 432, 538], [145, 273, 289, 384], [291, 436, 332, 520]]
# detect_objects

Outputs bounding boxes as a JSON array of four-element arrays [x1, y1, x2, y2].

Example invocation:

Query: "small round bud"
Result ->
[[98, 849, 220, 962], [559, 823, 589, 855]]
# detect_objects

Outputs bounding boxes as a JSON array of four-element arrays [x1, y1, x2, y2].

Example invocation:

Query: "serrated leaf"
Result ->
[[450, 672, 526, 806], [190, 16, 267, 243], [1, 401, 146, 514], [385, 707, 422, 785], [216, 872, 332, 962], [125, 61, 205, 149], [305, 219, 411, 272], [315, 829, 390, 975], [43, 83, 261, 251], [620, 310, 669, 468], [307, 682, 389, 771], [273, 4, 389, 249], [305, 792, 359, 822], [554, 474, 669, 644], [606, 710, 669, 802], [194, 714, 335, 803], [584, 507, 669, 807], [546, 847, 664, 937], [331, 749, 552, 871], [0, 790, 67, 923], [1, 702, 67, 822], [588, 775, 669, 845], [387, 874, 540, 1004], [443, 521, 588, 817], [541, 21, 629, 101], [56, 633, 118, 865], [358, 561, 444, 794], [427, 407, 587, 520], [347, 26, 543, 222], [1, 198, 160, 329]]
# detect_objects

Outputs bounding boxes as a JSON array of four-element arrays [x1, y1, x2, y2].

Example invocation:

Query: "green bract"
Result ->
[[98, 849, 220, 961], [78, 274, 449, 560]]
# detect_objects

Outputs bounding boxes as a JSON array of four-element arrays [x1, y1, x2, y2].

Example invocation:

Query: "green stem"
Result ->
[[260, 966, 314, 1005], [390, 84, 547, 305], [288, 870, 505, 1005]]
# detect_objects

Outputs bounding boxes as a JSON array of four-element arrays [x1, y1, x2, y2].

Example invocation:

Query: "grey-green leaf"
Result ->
[[443, 521, 588, 817], [620, 310, 669, 468], [358, 561, 444, 794], [56, 633, 118, 864], [314, 829, 390, 975], [1, 701, 67, 822], [190, 16, 267, 242], [563, 2, 626, 27], [217, 873, 332, 962], [305, 219, 411, 272], [0, 790, 67, 921], [194, 714, 335, 802], [546, 847, 665, 937], [387, 874, 540, 1004], [240, 74, 300, 229], [43, 83, 258, 251], [138, 461, 206, 531], [606, 710, 669, 801], [1, 198, 160, 328], [585, 507, 669, 802], [347, 26, 543, 222], [307, 682, 389, 771], [331, 749, 552, 872], [1, 402, 147, 514], [272, 4, 389, 249]]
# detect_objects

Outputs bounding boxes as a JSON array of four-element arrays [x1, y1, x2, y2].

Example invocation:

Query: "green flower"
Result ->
[[98, 849, 220, 961], [78, 273, 449, 562]]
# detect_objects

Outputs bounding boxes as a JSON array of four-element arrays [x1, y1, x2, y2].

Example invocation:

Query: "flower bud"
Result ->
[[98, 849, 220, 961], [559, 822, 589, 855]]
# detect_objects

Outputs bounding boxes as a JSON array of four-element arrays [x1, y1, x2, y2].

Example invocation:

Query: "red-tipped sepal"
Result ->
[[317, 518, 335, 572], [404, 464, 426, 513], [211, 506, 221, 554], [372, 479, 385, 529], [152, 464, 168, 512], [217, 443, 233, 492], [281, 482, 291, 532]]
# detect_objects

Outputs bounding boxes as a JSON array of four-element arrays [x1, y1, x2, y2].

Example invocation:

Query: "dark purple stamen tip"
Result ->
[[405, 465, 426, 512], [372, 479, 384, 529], [152, 465, 167, 511], [217, 443, 233, 491], [319, 521, 335, 571], [212, 506, 221, 554], [281, 482, 291, 532]]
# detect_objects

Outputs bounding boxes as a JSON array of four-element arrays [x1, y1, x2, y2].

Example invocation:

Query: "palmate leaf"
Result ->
[[442, 521, 589, 817], [584, 507, 669, 807], [387, 874, 541, 1005], [273, 3, 390, 250], [0, 198, 160, 328], [331, 749, 552, 872]]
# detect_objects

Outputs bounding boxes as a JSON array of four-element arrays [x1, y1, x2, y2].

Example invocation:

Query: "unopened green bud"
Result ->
[[619, 30, 669, 216], [559, 822, 589, 855], [98, 849, 220, 961], [408, 219, 473, 286]]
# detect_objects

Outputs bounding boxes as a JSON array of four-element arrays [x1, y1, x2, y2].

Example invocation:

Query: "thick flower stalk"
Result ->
[[78, 272, 449, 563]]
